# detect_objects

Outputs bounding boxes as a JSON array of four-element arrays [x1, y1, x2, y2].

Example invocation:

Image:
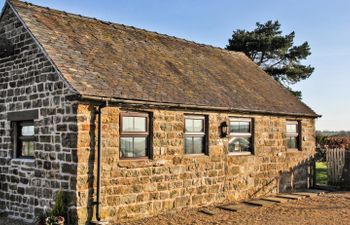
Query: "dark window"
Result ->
[[184, 115, 207, 154], [228, 118, 253, 154], [14, 121, 35, 158], [286, 121, 301, 150], [120, 112, 150, 159]]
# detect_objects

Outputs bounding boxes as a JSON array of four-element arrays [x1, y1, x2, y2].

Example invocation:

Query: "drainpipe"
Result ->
[[95, 102, 107, 221]]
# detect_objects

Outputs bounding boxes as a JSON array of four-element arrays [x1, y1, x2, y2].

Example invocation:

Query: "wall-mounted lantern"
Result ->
[[0, 37, 14, 58], [220, 121, 228, 138]]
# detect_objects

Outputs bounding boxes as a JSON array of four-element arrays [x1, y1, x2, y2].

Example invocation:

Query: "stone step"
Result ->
[[199, 208, 215, 216], [243, 199, 277, 206], [261, 196, 289, 203], [276, 194, 305, 200], [217, 203, 259, 212], [217, 205, 238, 212]]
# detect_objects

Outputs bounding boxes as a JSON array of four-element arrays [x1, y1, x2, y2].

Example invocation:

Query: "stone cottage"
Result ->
[[0, 0, 320, 224]]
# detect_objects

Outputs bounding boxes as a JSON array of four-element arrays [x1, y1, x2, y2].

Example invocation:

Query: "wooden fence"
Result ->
[[326, 148, 346, 186]]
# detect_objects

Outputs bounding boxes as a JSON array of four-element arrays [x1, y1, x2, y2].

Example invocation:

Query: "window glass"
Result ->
[[185, 118, 203, 132], [230, 121, 240, 133], [21, 125, 34, 136], [120, 113, 149, 158], [240, 122, 250, 133], [134, 137, 147, 157], [122, 117, 134, 132], [192, 137, 203, 154], [184, 116, 206, 154], [230, 121, 250, 133], [184, 137, 193, 154], [193, 119, 203, 132], [134, 117, 146, 132], [287, 136, 298, 149], [286, 121, 300, 150], [121, 137, 133, 157], [287, 124, 297, 133], [228, 137, 251, 153], [15, 121, 35, 158], [228, 118, 253, 154], [22, 141, 34, 157]]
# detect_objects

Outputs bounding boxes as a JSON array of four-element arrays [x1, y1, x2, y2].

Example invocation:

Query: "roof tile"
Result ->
[[8, 0, 318, 117]]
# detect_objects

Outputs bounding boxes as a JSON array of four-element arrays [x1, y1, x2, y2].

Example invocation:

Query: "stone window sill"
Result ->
[[287, 149, 301, 153], [11, 158, 35, 163], [183, 153, 208, 157], [228, 152, 252, 156], [118, 158, 153, 168], [10, 158, 35, 167]]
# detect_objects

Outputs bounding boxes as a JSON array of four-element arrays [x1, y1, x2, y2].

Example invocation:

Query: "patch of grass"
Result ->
[[316, 161, 328, 185]]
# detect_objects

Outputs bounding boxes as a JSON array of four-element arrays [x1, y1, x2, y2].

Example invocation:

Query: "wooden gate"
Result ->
[[326, 148, 346, 186]]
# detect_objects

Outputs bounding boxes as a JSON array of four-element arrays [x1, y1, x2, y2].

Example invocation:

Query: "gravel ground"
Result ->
[[1, 192, 350, 225], [121, 192, 350, 225]]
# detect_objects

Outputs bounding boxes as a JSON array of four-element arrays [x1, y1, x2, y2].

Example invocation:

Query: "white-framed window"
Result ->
[[120, 112, 151, 159], [228, 118, 253, 155], [184, 115, 208, 155], [286, 121, 301, 150]]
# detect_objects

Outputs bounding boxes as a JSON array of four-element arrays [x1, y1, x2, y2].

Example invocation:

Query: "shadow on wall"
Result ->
[[86, 106, 96, 225], [279, 157, 314, 193], [65, 104, 79, 225], [85, 106, 97, 224], [67, 105, 97, 225]]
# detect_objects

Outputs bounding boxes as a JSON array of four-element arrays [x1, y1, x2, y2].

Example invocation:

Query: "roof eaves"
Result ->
[[78, 94, 321, 118]]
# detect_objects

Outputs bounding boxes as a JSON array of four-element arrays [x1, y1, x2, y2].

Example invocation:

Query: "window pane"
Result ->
[[287, 124, 297, 133], [184, 137, 193, 154], [230, 121, 240, 133], [287, 136, 298, 149], [121, 137, 147, 158], [134, 137, 147, 157], [185, 119, 194, 132], [134, 117, 146, 132], [230, 121, 250, 133], [185, 137, 204, 154], [22, 141, 34, 157], [192, 137, 203, 154], [185, 118, 204, 133], [122, 117, 134, 132], [239, 122, 250, 133], [121, 137, 133, 157], [21, 125, 34, 136], [228, 137, 251, 153], [193, 119, 203, 132]]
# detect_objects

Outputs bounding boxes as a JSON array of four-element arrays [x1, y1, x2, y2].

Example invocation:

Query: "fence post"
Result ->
[[312, 158, 316, 188]]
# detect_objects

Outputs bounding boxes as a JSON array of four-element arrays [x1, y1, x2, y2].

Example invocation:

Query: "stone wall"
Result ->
[[0, 5, 77, 222], [76, 104, 316, 224], [0, 4, 316, 224]]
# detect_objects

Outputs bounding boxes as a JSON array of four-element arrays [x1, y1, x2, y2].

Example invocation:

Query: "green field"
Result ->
[[316, 162, 328, 185]]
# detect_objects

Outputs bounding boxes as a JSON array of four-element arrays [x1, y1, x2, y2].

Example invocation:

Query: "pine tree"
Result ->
[[226, 20, 314, 99]]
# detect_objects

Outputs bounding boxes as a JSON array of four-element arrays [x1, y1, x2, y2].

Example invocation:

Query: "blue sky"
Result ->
[[1, 0, 349, 131]]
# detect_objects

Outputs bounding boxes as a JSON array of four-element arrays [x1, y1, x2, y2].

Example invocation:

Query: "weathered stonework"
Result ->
[[0, 5, 78, 222], [0, 3, 316, 225], [75, 105, 315, 224]]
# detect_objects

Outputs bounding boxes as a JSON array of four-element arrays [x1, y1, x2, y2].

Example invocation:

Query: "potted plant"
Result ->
[[35, 190, 68, 225], [45, 216, 65, 225]]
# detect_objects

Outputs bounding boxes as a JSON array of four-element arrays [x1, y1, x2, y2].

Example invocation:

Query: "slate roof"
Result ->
[[7, 0, 318, 117]]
